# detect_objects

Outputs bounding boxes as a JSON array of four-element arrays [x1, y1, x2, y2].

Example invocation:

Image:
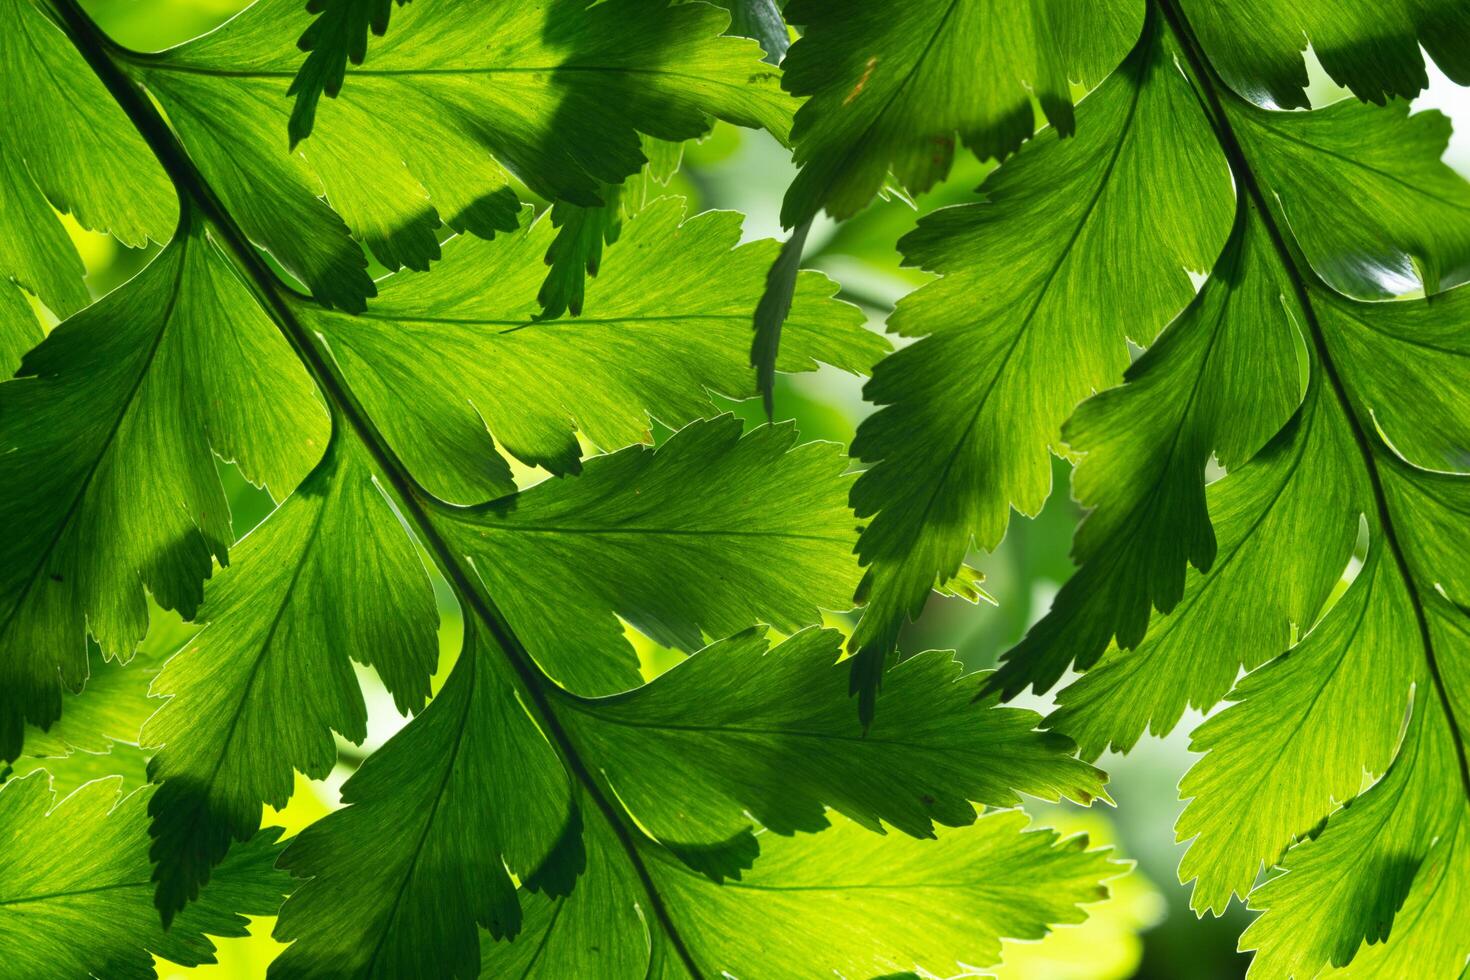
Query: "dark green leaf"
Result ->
[[287, 0, 410, 147]]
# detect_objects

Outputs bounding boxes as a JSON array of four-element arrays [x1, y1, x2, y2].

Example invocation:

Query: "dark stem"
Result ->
[[1156, 0, 1470, 800], [46, 0, 705, 971]]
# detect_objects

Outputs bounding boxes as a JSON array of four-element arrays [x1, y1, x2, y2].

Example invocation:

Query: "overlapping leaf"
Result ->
[[287, 0, 410, 146], [484, 801, 1122, 979], [0, 217, 327, 761], [1003, 98, 1470, 695], [988, 22, 1470, 976], [0, 773, 289, 980], [753, 0, 1147, 407], [440, 418, 861, 696], [845, 21, 1234, 717], [1042, 378, 1363, 758], [1215, 307, 1470, 977], [144, 428, 438, 923], [3, 632, 166, 796], [309, 198, 882, 504], [996, 207, 1301, 697], [0, 4, 1170, 977], [273, 423, 840, 968], [537, 136, 683, 319], [0, 0, 174, 323], [269, 415, 1113, 976], [1178, 0, 1470, 108], [778, 0, 1144, 225], [1009, 98, 1470, 698], [127, 0, 798, 310]]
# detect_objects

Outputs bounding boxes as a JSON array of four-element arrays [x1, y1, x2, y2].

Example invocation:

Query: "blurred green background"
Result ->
[[37, 2, 1470, 977]]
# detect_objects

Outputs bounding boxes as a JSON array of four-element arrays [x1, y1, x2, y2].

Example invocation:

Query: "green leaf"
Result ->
[[0, 0, 175, 318], [995, 205, 1302, 697], [440, 417, 862, 696], [1048, 284, 1470, 970], [0, 283, 44, 379], [750, 217, 813, 419], [271, 622, 574, 980], [537, 135, 683, 319], [561, 626, 1105, 849], [0, 216, 327, 761], [1224, 453, 1470, 975], [714, 0, 790, 64], [1005, 90, 1470, 700], [143, 427, 438, 924], [1177, 0, 1470, 108], [1016, 88, 1470, 717], [1333, 809, 1470, 979], [310, 199, 882, 504], [846, 21, 1234, 718], [23, 639, 163, 759], [1015, 25, 1470, 966], [655, 810, 1122, 978], [1238, 688, 1465, 976], [1044, 381, 1366, 760], [1229, 98, 1470, 297], [287, 0, 410, 147], [1176, 545, 1417, 915], [777, 0, 1144, 225], [0, 772, 289, 980], [1317, 284, 1470, 471], [484, 803, 1124, 978], [129, 0, 798, 310]]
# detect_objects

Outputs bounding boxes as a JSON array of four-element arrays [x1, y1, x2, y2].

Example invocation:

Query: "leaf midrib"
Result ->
[[476, 524, 849, 544], [0, 876, 153, 908], [352, 310, 755, 336], [134, 58, 772, 94], [564, 703, 963, 754]]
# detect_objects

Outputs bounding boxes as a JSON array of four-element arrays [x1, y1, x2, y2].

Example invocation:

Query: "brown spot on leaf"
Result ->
[[844, 56, 878, 105]]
